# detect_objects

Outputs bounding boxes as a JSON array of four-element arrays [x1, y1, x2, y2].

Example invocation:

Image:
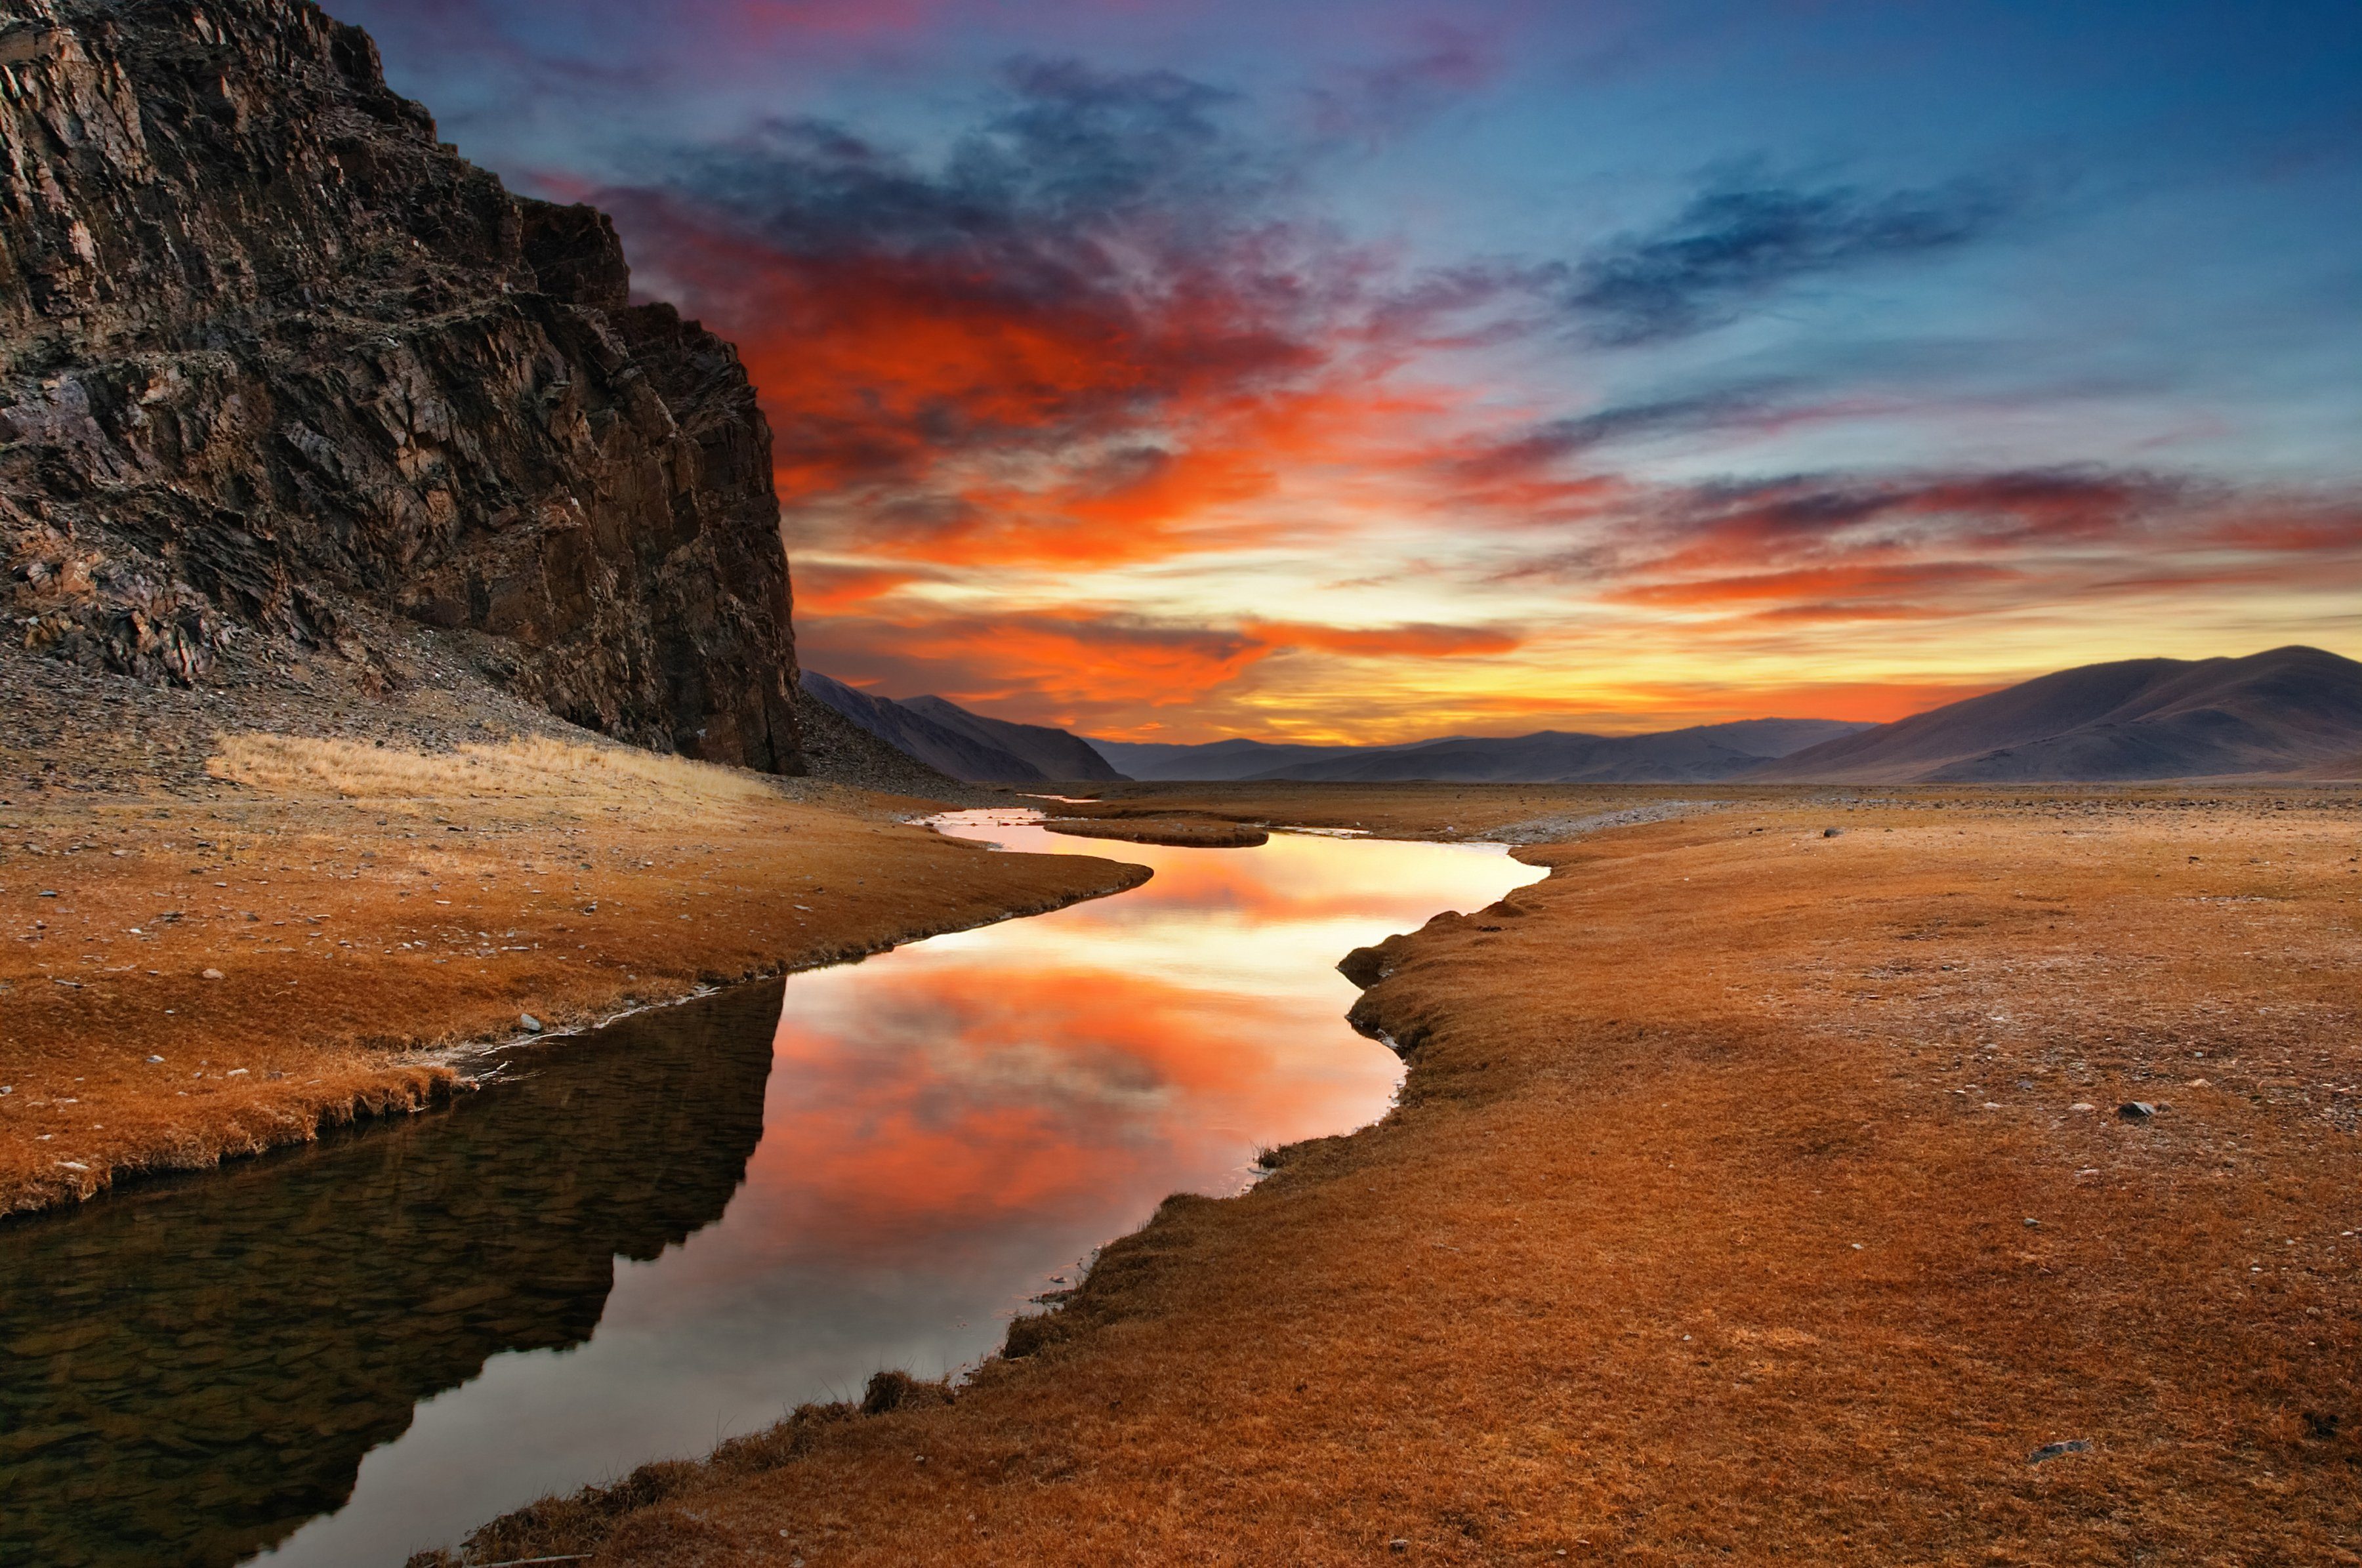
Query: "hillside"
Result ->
[[1756, 646, 2362, 782], [801, 672, 1125, 783], [901, 695, 1125, 781], [0, 0, 802, 771]]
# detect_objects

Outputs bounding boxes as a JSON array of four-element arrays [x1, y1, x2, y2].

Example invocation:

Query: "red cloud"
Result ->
[[1611, 561, 2024, 611], [787, 562, 933, 613], [800, 609, 1522, 732], [605, 186, 1375, 571], [570, 77, 2362, 737], [800, 611, 1274, 722], [1243, 619, 1523, 657]]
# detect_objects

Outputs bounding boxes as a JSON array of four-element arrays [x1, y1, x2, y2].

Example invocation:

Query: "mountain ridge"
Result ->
[[1096, 718, 1866, 783], [800, 673, 1125, 783], [1752, 646, 2362, 783], [816, 649, 2362, 789], [899, 695, 1125, 782]]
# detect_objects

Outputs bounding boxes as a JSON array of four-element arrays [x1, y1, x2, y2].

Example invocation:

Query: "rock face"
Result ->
[[0, 0, 802, 771]]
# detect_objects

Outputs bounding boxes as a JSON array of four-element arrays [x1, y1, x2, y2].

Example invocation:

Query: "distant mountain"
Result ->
[[1753, 646, 2362, 783], [898, 696, 1125, 781], [1090, 737, 1419, 781], [1092, 718, 1863, 783], [799, 674, 1125, 783], [1244, 718, 1869, 783], [791, 684, 962, 796]]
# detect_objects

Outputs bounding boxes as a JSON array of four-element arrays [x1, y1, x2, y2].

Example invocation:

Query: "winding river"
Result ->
[[0, 811, 1543, 1567]]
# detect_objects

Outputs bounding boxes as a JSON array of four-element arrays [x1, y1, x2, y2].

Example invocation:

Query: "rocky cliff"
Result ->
[[0, 0, 802, 772]]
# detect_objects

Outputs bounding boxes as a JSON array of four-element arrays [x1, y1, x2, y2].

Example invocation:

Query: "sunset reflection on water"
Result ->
[[252, 814, 1543, 1565], [754, 812, 1540, 1258]]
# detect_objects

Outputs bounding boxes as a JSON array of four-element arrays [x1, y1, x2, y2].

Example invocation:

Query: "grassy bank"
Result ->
[[0, 735, 1146, 1216], [440, 786, 2362, 1566]]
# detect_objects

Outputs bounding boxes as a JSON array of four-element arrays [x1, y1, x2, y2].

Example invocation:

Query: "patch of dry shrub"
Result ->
[[207, 733, 779, 807]]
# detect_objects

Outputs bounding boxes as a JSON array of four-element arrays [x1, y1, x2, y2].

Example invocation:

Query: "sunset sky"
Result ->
[[346, 0, 2362, 743]]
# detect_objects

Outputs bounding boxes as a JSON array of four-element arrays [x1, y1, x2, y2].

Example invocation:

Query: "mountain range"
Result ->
[[814, 646, 2362, 787], [800, 673, 1125, 783], [1097, 718, 1869, 783], [1756, 645, 2362, 783]]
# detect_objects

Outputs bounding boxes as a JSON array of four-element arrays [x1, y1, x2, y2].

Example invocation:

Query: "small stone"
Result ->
[[1822, 827, 1844, 838], [2117, 1102, 2155, 1121], [518, 1012, 545, 1033], [201, 968, 224, 980], [2070, 1102, 2096, 1113], [2028, 1439, 2090, 1464], [146, 1054, 164, 1064], [1390, 1542, 1410, 1554], [2023, 1217, 2040, 1229]]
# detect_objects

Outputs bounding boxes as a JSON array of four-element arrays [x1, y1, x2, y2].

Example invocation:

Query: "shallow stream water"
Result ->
[[0, 812, 1543, 1566]]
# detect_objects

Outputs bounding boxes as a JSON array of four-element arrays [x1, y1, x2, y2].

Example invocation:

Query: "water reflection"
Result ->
[[0, 982, 783, 1568], [0, 814, 1542, 1567]]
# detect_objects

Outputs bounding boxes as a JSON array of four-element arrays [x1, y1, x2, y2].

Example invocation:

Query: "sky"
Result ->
[[342, 0, 2362, 743]]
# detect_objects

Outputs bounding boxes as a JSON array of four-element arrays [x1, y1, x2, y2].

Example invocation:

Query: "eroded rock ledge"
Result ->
[[0, 0, 802, 770]]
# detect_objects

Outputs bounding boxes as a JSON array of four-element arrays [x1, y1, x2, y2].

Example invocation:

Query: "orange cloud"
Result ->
[[788, 563, 934, 613], [1241, 619, 1523, 657], [800, 609, 1523, 730], [1611, 562, 2024, 611], [802, 611, 1273, 719], [589, 98, 2362, 741], [612, 194, 1387, 571], [753, 959, 1387, 1249]]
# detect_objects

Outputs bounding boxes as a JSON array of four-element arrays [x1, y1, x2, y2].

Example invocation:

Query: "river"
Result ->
[[0, 810, 1543, 1566]]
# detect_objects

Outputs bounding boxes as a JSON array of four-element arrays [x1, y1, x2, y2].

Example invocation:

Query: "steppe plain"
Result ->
[[0, 648, 1140, 1216], [7, 692, 2359, 1564], [455, 782, 2362, 1567]]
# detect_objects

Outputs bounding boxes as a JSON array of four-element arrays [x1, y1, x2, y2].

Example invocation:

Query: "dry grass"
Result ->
[[0, 735, 1146, 1215], [449, 787, 2362, 1567], [207, 733, 781, 807]]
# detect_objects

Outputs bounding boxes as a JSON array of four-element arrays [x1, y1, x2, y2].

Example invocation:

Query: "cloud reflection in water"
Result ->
[[253, 815, 1543, 1565]]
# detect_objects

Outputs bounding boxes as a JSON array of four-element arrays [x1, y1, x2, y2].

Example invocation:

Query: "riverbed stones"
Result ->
[[2029, 1439, 2092, 1463]]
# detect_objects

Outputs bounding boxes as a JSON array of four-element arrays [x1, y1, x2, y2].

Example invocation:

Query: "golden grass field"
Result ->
[[0, 735, 1144, 1214], [435, 784, 2362, 1567]]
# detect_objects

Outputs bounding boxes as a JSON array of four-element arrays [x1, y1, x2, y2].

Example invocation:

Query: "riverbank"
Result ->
[[1041, 814, 1272, 848], [0, 733, 1145, 1216], [443, 785, 2362, 1565]]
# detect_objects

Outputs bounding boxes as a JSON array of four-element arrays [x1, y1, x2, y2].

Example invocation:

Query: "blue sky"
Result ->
[[341, 0, 2362, 739]]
